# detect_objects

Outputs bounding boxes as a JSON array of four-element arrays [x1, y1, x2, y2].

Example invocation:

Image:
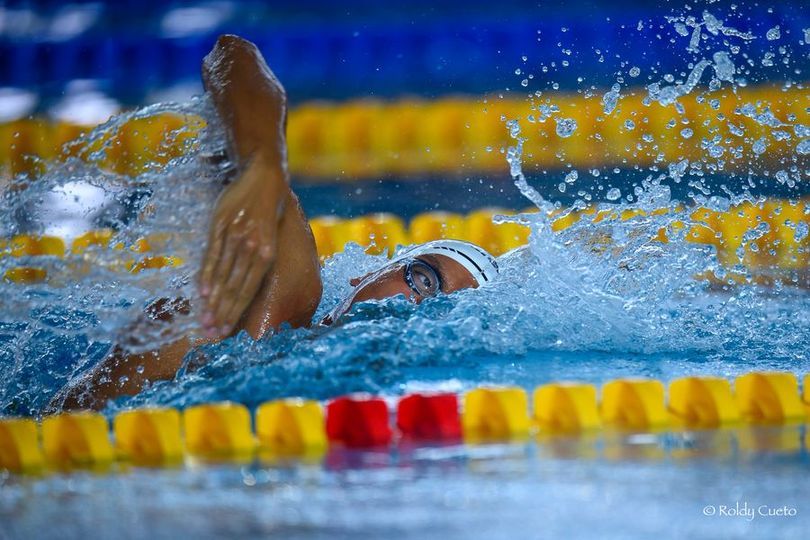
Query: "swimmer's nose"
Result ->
[[350, 271, 375, 287]]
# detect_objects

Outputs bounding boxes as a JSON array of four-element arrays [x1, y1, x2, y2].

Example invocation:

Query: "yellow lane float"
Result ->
[[2, 85, 804, 179], [3, 370, 810, 478], [462, 387, 531, 441], [41, 411, 115, 469], [255, 399, 327, 456], [600, 379, 670, 431], [1, 198, 807, 281], [735, 372, 807, 424], [533, 382, 601, 433], [113, 407, 183, 465], [668, 376, 740, 428], [182, 402, 255, 458], [0, 418, 43, 473]]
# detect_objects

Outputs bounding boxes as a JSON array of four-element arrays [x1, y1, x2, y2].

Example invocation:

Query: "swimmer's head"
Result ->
[[321, 239, 499, 325]]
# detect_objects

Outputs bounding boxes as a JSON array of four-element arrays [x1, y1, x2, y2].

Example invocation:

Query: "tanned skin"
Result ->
[[48, 35, 480, 412], [48, 35, 322, 411]]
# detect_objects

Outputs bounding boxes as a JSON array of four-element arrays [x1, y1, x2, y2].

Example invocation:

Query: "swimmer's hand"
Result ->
[[200, 155, 284, 337], [199, 34, 291, 338]]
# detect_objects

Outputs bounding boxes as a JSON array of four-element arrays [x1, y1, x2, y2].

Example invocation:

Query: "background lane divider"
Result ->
[[2, 371, 810, 475], [0, 86, 804, 179], [4, 199, 809, 284]]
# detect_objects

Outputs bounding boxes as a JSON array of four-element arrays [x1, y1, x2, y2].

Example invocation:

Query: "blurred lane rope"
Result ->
[[0, 85, 806, 180], [3, 200, 809, 286]]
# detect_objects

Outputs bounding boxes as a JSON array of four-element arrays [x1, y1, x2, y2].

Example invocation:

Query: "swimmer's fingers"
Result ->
[[200, 221, 226, 298], [219, 255, 269, 333], [213, 235, 262, 329], [210, 223, 276, 335], [203, 228, 242, 337]]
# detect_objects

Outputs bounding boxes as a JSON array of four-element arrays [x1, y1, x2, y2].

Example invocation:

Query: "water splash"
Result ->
[[1, 5, 809, 418], [554, 117, 578, 138], [0, 96, 228, 414], [601, 84, 621, 115]]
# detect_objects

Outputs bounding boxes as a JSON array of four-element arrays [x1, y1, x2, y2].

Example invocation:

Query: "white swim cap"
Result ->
[[391, 239, 499, 286], [320, 239, 499, 325]]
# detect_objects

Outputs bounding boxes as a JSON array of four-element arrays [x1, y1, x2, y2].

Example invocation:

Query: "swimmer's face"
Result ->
[[321, 253, 478, 325]]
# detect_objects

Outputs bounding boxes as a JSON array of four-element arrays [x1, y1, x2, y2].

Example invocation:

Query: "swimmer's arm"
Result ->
[[198, 34, 293, 338], [47, 338, 191, 412]]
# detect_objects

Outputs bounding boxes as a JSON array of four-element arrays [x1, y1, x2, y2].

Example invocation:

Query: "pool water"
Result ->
[[2, 396, 809, 539], [2, 3, 810, 539]]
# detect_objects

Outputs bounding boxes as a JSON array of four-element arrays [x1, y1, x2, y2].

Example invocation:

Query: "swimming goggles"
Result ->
[[403, 258, 443, 299]]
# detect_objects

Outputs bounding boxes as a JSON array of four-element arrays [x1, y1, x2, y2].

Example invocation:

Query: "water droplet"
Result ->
[[703, 12, 723, 35], [680, 128, 694, 139], [606, 187, 621, 201], [564, 170, 578, 183], [601, 83, 621, 115], [555, 117, 577, 138], [624, 120, 635, 131], [752, 137, 767, 155], [629, 66, 640, 77], [712, 51, 735, 82], [766, 26, 781, 41], [795, 221, 809, 242], [688, 25, 702, 52], [796, 139, 810, 155], [728, 123, 744, 137]]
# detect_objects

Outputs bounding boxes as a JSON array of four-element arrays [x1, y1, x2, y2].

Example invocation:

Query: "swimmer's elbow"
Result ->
[[202, 34, 262, 85], [214, 34, 257, 55], [46, 374, 104, 413]]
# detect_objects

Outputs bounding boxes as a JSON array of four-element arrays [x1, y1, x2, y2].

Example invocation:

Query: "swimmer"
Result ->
[[48, 35, 498, 412]]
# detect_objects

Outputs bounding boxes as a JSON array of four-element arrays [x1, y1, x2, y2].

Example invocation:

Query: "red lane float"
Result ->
[[396, 393, 461, 441], [326, 395, 392, 448]]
